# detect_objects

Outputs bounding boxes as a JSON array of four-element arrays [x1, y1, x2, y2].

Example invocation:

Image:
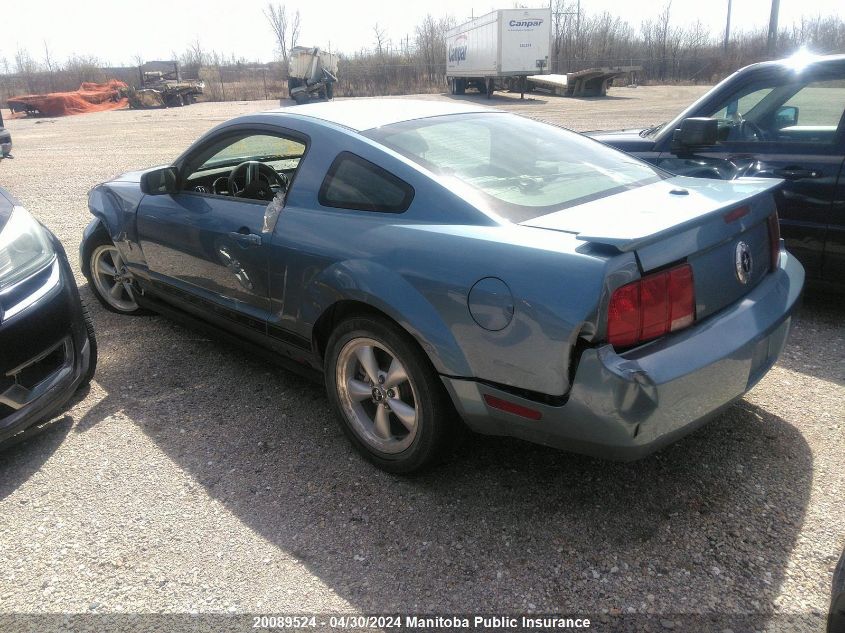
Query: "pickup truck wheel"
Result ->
[[325, 316, 452, 473]]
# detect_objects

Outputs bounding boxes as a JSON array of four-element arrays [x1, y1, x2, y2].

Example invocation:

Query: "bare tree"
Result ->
[[414, 14, 453, 81], [43, 41, 57, 90], [15, 48, 38, 92], [188, 39, 207, 66], [290, 10, 301, 50], [656, 1, 672, 80], [265, 3, 290, 69], [373, 23, 387, 56]]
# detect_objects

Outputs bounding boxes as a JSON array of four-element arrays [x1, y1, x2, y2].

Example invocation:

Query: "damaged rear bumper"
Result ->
[[443, 249, 804, 460]]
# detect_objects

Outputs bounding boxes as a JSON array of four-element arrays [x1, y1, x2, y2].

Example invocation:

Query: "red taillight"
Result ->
[[723, 205, 750, 223], [607, 264, 695, 348], [767, 212, 781, 271]]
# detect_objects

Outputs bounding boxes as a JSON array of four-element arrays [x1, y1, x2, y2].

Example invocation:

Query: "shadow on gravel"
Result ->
[[74, 281, 816, 626], [0, 415, 72, 501]]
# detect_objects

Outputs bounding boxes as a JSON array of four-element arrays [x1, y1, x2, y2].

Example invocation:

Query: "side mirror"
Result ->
[[140, 166, 178, 195], [775, 105, 798, 129], [672, 118, 718, 152]]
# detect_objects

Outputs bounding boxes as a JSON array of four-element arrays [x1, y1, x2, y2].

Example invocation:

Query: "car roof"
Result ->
[[267, 98, 500, 132], [741, 52, 845, 74]]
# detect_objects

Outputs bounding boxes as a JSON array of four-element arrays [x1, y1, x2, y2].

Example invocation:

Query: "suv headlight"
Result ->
[[0, 206, 56, 290]]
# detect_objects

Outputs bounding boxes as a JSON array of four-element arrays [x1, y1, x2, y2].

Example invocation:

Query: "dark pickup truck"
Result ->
[[590, 53, 845, 288]]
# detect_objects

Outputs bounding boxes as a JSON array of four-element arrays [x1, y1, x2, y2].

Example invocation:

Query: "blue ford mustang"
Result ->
[[80, 100, 804, 472]]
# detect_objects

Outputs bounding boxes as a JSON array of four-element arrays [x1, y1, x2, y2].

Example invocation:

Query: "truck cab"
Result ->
[[589, 53, 845, 288]]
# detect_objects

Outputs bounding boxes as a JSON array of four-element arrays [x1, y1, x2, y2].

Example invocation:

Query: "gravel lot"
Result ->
[[0, 86, 843, 632]]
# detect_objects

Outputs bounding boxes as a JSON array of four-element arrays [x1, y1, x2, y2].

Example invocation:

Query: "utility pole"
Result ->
[[576, 0, 581, 49], [767, 0, 780, 57], [723, 0, 732, 51]]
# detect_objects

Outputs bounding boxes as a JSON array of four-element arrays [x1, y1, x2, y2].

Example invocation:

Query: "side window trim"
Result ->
[[318, 151, 415, 213]]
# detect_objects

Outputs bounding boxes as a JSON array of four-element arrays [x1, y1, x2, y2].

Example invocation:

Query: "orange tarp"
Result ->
[[8, 80, 128, 117]]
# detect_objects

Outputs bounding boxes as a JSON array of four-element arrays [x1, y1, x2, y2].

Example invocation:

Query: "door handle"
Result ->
[[229, 230, 262, 246], [773, 167, 821, 180]]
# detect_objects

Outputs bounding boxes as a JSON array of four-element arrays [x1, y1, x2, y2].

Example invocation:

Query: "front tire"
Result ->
[[81, 232, 149, 315], [78, 297, 98, 386], [324, 316, 453, 473]]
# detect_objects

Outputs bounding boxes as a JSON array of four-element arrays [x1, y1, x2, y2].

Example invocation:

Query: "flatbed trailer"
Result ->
[[528, 66, 641, 97]]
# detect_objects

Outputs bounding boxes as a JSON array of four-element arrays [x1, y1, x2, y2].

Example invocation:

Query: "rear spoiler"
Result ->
[[522, 176, 781, 270]]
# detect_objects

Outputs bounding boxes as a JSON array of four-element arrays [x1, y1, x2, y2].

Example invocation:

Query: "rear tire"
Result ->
[[324, 316, 454, 473]]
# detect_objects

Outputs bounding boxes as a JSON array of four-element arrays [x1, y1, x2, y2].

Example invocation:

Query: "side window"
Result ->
[[780, 79, 845, 128], [318, 152, 414, 213], [710, 87, 774, 121], [182, 132, 306, 199], [705, 75, 845, 145]]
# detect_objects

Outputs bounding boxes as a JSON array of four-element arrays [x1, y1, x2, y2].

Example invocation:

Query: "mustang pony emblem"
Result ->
[[735, 241, 753, 284]]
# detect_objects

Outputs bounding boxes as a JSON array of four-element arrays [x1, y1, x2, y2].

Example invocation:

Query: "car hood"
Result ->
[[586, 128, 656, 152]]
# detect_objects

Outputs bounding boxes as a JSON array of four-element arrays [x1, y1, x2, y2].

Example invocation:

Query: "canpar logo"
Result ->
[[448, 34, 468, 63], [508, 18, 544, 29]]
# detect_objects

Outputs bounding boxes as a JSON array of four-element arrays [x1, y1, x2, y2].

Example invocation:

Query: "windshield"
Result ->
[[367, 113, 664, 222]]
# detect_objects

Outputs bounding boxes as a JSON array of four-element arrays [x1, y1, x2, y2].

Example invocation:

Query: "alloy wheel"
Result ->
[[90, 245, 139, 312], [336, 337, 420, 454]]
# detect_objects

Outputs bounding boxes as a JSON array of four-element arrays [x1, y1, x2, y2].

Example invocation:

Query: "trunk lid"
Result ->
[[522, 175, 781, 320]]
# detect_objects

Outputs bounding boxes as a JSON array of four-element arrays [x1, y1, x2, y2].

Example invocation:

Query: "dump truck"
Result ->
[[125, 61, 204, 108], [446, 8, 551, 97], [285, 46, 339, 104]]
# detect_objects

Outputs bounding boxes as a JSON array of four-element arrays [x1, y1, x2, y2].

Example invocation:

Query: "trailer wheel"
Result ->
[[326, 82, 334, 100], [293, 91, 308, 105], [485, 78, 494, 98], [450, 78, 465, 96]]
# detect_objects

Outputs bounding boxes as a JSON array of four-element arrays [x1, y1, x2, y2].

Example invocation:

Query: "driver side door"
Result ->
[[136, 128, 305, 337]]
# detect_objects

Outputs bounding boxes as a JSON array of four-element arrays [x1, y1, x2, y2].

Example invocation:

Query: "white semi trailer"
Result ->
[[445, 8, 551, 97]]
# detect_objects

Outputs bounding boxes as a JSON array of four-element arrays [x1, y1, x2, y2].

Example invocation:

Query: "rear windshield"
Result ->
[[367, 113, 665, 222]]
